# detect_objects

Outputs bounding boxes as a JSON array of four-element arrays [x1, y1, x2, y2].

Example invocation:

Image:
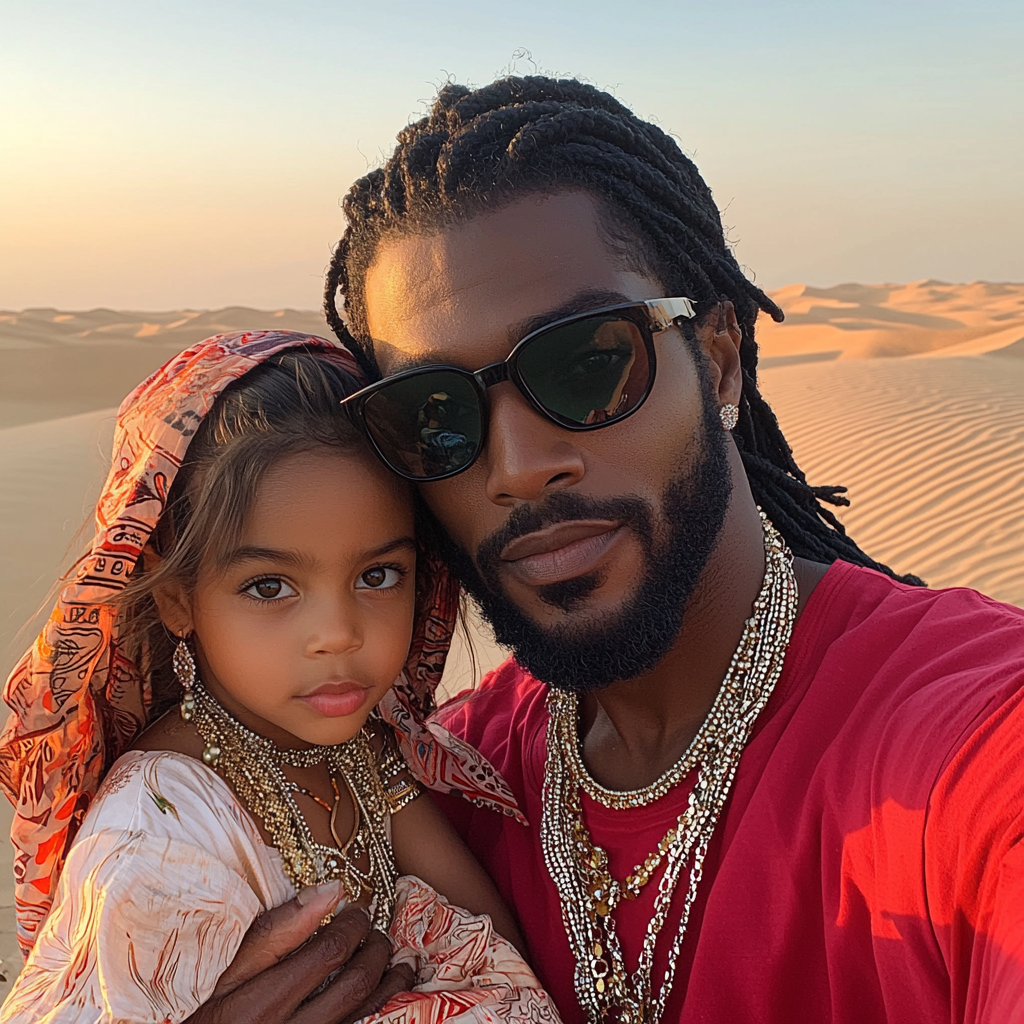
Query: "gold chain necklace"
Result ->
[[540, 510, 798, 1023], [184, 682, 398, 931]]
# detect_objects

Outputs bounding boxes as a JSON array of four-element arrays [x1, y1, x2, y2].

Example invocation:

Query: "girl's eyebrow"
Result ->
[[361, 536, 417, 559], [222, 545, 307, 568], [223, 536, 416, 568]]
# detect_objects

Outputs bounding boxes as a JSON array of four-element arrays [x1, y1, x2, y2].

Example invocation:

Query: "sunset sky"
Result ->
[[2, 0, 1021, 310]]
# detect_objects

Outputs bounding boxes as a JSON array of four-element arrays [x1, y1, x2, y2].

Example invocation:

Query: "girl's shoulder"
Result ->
[[79, 749, 294, 910], [84, 749, 266, 857]]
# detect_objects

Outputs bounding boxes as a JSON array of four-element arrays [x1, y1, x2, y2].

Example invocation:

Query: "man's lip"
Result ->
[[500, 522, 624, 587], [500, 520, 623, 562]]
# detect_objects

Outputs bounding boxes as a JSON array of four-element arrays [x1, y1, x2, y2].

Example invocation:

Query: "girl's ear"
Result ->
[[143, 542, 194, 638]]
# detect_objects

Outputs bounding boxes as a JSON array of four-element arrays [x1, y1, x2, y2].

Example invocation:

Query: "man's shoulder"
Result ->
[[806, 562, 1024, 773], [434, 657, 548, 758], [813, 561, 1024, 669]]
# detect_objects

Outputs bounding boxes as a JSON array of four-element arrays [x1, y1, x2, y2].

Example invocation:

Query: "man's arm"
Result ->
[[184, 884, 413, 1024], [926, 685, 1024, 1023]]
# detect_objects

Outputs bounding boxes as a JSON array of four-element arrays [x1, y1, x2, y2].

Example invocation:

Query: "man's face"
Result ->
[[364, 192, 733, 690]]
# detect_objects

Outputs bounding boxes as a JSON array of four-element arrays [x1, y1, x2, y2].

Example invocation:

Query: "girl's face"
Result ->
[[184, 447, 417, 748]]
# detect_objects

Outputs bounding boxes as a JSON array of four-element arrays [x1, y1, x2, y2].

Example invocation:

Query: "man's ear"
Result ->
[[699, 301, 743, 408], [143, 542, 194, 638]]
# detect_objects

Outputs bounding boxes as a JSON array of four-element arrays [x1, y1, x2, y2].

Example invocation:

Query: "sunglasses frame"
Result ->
[[340, 296, 697, 482]]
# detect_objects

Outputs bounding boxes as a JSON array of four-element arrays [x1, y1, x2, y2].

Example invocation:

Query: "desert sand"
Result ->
[[0, 307, 332, 429], [757, 280, 1024, 362], [0, 284, 1021, 993], [753, 281, 1024, 605]]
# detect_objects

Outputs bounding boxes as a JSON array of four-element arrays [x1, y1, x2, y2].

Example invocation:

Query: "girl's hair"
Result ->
[[116, 347, 372, 718]]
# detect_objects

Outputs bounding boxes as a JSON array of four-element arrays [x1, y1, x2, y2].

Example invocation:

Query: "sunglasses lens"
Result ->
[[361, 371, 483, 479], [516, 316, 651, 427]]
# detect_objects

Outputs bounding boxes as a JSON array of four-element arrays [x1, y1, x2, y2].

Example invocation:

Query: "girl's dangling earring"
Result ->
[[173, 635, 221, 767], [173, 635, 197, 722], [719, 403, 739, 431]]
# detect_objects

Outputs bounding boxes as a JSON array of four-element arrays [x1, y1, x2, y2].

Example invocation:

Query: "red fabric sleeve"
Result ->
[[926, 686, 1024, 1023]]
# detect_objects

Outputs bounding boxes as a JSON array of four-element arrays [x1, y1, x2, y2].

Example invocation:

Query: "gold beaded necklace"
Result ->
[[540, 511, 798, 1023], [182, 681, 398, 931]]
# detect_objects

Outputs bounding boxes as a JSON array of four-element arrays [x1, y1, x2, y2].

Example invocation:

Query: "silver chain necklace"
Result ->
[[540, 511, 798, 1023]]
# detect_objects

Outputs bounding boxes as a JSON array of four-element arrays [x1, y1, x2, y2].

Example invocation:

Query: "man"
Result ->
[[188, 77, 1023, 1023]]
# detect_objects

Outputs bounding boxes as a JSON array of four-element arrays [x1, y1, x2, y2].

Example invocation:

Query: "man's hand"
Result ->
[[184, 882, 415, 1024]]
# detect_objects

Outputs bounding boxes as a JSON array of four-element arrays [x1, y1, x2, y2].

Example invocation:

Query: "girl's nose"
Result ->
[[306, 595, 364, 656]]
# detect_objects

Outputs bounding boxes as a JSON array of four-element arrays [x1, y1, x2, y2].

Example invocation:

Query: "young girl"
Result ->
[[0, 331, 557, 1023]]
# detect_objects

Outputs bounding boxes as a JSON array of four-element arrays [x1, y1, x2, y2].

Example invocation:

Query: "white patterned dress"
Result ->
[[0, 750, 559, 1024]]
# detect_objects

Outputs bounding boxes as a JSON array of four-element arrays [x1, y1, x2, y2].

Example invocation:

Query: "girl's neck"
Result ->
[[199, 676, 320, 752]]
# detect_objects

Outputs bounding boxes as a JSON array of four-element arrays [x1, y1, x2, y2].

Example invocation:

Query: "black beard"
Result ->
[[425, 383, 733, 694]]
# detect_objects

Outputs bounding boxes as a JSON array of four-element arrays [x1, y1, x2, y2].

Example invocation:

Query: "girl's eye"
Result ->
[[243, 577, 297, 601], [356, 566, 404, 590]]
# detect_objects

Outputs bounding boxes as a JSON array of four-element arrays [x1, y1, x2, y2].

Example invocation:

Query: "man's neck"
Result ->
[[577, 486, 827, 792]]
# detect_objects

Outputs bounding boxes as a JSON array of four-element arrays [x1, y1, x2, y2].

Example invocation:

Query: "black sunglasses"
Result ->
[[340, 296, 696, 482]]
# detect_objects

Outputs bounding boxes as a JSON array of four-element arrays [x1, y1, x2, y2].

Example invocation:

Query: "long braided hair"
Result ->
[[325, 75, 922, 583]]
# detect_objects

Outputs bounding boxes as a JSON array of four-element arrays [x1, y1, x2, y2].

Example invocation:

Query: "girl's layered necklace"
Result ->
[[540, 509, 798, 1024], [177, 675, 398, 931]]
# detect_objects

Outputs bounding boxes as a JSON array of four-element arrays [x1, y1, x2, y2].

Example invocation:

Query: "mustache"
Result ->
[[474, 491, 655, 578]]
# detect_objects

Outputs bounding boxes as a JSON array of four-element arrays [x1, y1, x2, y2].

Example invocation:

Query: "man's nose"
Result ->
[[482, 385, 585, 505]]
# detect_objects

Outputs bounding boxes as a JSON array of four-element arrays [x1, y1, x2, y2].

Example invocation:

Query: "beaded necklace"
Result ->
[[183, 681, 398, 931], [540, 511, 798, 1023]]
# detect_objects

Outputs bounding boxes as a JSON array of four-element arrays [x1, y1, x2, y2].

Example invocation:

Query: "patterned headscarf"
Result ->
[[0, 330, 522, 957]]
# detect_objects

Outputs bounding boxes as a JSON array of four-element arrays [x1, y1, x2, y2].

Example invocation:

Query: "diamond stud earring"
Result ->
[[719, 403, 739, 431]]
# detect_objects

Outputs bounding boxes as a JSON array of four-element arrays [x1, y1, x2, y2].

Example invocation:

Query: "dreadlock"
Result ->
[[324, 75, 922, 584]]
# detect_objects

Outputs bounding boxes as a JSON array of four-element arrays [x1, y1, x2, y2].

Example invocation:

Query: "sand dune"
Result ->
[[758, 280, 1024, 362], [0, 287, 1022, 994], [751, 281, 1024, 605], [0, 307, 332, 429], [759, 356, 1024, 603], [0, 306, 330, 349]]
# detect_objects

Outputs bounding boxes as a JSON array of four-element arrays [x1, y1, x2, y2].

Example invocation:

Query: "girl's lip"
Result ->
[[297, 682, 371, 718]]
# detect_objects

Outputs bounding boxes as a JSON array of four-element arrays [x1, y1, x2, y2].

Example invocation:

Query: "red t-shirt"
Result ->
[[433, 562, 1024, 1024]]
